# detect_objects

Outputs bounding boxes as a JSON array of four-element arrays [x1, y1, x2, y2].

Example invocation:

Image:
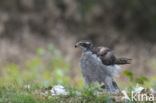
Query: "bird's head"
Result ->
[[75, 40, 93, 51]]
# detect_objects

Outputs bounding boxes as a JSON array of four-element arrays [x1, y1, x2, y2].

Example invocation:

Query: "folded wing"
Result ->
[[92, 46, 131, 65]]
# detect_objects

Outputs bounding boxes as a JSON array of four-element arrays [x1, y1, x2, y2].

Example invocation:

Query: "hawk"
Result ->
[[75, 40, 131, 93]]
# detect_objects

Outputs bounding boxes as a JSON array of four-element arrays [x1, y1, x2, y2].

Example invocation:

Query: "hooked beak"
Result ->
[[75, 42, 80, 48], [75, 44, 78, 48]]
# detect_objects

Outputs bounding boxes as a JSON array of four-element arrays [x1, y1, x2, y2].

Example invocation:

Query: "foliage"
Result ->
[[0, 44, 71, 88], [79, 0, 95, 14], [135, 76, 149, 85], [123, 70, 134, 82], [0, 45, 155, 102], [0, 85, 112, 103], [122, 70, 156, 90]]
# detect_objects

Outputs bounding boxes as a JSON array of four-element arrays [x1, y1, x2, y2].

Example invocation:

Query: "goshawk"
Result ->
[[75, 40, 131, 93]]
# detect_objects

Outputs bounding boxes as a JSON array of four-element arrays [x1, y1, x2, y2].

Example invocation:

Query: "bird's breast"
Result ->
[[80, 51, 102, 70], [80, 51, 121, 79], [80, 51, 105, 81]]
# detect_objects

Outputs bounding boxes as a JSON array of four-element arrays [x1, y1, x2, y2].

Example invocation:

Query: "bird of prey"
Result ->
[[75, 40, 131, 93]]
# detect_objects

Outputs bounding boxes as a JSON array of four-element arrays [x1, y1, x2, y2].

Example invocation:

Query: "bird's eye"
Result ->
[[79, 42, 91, 47], [79, 43, 84, 46]]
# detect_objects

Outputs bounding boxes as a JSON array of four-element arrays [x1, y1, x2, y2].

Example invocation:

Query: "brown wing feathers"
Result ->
[[91, 46, 131, 65], [115, 58, 132, 64]]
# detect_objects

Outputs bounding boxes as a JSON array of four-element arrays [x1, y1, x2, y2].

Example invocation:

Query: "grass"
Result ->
[[0, 45, 155, 103], [0, 84, 113, 103], [0, 83, 155, 103]]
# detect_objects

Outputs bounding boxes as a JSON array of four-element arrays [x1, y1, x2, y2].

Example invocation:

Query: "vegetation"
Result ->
[[0, 85, 110, 103], [0, 0, 155, 102], [0, 46, 155, 102], [0, 45, 109, 103]]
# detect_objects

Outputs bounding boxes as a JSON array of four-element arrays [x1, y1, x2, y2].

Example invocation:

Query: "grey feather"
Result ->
[[80, 51, 120, 93], [75, 40, 127, 93]]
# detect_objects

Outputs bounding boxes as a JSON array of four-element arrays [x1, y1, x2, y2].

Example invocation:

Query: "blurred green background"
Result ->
[[0, 0, 156, 89]]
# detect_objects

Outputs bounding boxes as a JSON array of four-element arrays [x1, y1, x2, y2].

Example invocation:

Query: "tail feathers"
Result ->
[[115, 58, 132, 65]]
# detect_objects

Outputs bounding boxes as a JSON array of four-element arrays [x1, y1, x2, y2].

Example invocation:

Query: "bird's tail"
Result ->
[[115, 58, 132, 65]]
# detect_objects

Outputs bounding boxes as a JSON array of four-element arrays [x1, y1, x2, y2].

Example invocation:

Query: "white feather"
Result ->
[[91, 52, 121, 77]]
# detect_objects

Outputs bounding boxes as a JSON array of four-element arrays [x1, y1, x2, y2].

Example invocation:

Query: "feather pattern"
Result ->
[[91, 46, 131, 65], [75, 40, 132, 93], [80, 51, 120, 93]]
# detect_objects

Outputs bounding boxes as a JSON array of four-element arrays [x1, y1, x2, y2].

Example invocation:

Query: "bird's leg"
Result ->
[[104, 77, 120, 93], [112, 80, 120, 92]]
